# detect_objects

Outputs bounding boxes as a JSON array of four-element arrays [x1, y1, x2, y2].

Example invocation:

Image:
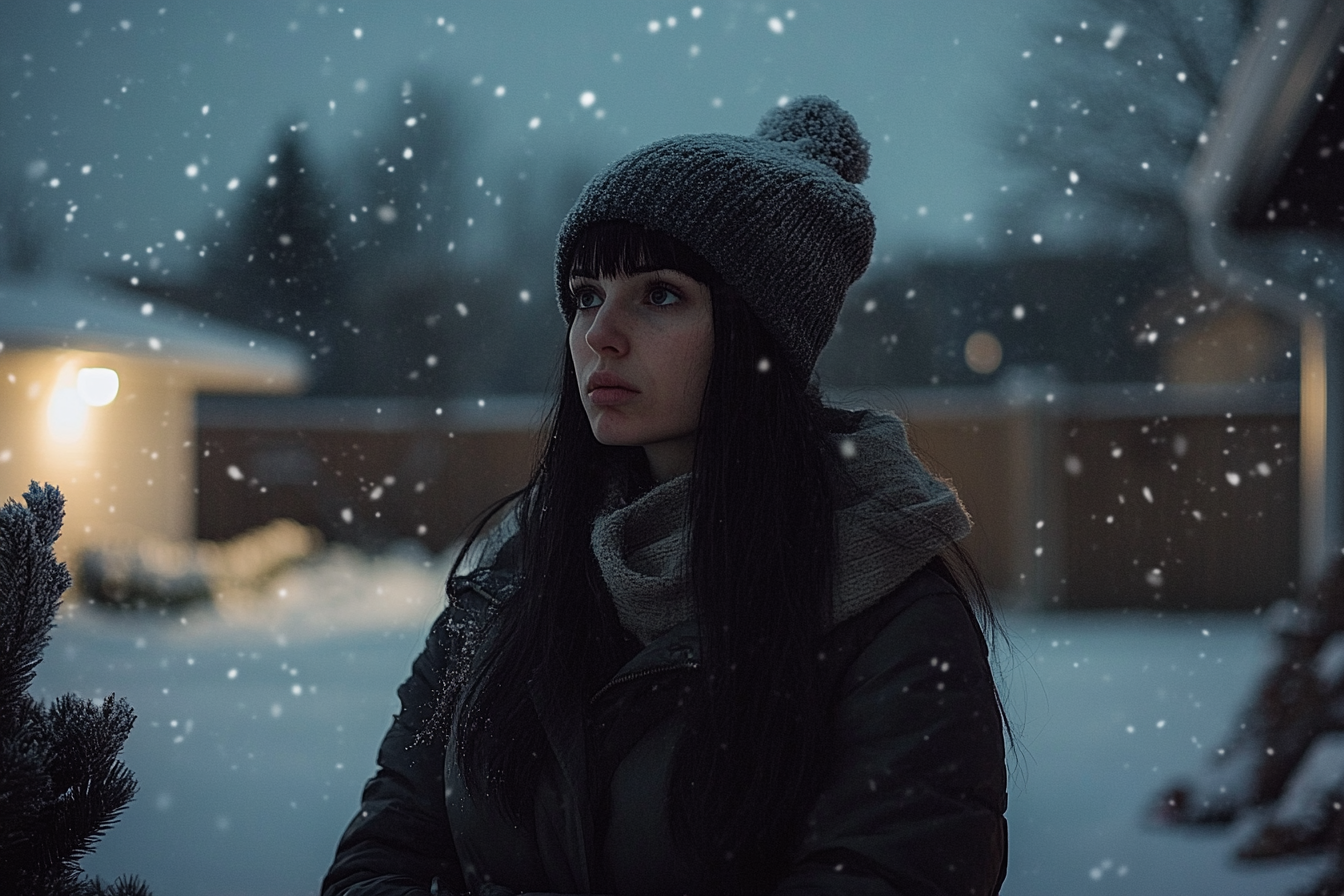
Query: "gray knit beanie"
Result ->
[[556, 95, 876, 376]]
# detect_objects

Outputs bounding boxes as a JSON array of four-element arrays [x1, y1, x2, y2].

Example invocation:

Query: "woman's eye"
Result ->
[[648, 286, 681, 306], [574, 289, 602, 310]]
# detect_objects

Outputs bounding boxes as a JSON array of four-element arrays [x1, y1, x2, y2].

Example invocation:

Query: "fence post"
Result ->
[[1300, 315, 1344, 590]]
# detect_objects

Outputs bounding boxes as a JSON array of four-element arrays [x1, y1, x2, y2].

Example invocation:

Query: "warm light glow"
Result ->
[[77, 367, 120, 406], [47, 386, 88, 442], [964, 330, 1004, 375], [1301, 316, 1329, 586]]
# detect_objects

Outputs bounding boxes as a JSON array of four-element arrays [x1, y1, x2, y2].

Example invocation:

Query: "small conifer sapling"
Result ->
[[0, 483, 150, 895]]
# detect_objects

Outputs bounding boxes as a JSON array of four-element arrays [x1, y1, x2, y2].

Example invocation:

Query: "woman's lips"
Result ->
[[589, 388, 635, 406], [586, 372, 639, 406]]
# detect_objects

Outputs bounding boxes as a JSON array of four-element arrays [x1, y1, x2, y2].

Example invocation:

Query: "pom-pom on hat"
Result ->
[[556, 95, 876, 377]]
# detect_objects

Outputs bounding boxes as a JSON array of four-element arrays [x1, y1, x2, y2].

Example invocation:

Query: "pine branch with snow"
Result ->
[[0, 482, 151, 896]]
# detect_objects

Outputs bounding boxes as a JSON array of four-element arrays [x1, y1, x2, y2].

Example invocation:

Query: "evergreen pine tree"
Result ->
[[202, 128, 344, 389], [0, 483, 150, 896], [336, 78, 475, 396]]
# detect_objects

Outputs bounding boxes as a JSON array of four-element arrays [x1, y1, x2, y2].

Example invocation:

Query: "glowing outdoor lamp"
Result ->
[[47, 366, 119, 442], [76, 367, 120, 406]]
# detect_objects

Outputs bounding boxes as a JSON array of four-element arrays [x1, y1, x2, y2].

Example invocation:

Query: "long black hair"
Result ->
[[444, 221, 999, 886]]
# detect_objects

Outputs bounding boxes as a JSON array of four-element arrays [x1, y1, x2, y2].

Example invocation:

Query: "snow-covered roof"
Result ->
[[1183, 0, 1344, 319], [1184, 0, 1344, 234], [0, 276, 308, 393]]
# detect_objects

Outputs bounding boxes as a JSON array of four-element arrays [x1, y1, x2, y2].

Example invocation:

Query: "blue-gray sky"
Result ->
[[2, 0, 1039, 277]]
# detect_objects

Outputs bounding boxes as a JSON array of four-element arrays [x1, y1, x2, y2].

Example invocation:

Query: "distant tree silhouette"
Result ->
[[472, 155, 597, 392], [188, 78, 602, 397], [997, 0, 1258, 252], [0, 483, 150, 896], [332, 78, 596, 397], [825, 0, 1262, 392], [0, 172, 49, 275], [202, 128, 345, 386], [344, 77, 476, 280], [326, 77, 479, 396]]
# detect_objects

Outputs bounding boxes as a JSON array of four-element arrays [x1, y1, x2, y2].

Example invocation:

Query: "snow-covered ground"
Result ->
[[30, 550, 1331, 895]]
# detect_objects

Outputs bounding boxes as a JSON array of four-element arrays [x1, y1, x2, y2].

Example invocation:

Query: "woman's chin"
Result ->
[[591, 430, 644, 449]]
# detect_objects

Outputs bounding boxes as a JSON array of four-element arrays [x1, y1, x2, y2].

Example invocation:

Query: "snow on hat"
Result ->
[[556, 95, 876, 376]]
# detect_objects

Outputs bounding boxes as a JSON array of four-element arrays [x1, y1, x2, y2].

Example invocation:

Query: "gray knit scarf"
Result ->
[[590, 410, 972, 646]]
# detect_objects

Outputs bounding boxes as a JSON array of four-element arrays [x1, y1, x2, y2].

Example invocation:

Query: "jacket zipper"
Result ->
[[590, 661, 699, 704]]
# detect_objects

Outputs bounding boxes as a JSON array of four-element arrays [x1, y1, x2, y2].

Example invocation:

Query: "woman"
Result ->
[[323, 96, 1008, 896]]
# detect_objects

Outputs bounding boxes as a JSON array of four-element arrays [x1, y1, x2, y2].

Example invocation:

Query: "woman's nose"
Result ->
[[584, 301, 628, 355]]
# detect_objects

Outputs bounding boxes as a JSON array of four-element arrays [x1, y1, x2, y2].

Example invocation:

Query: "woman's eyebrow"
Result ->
[[569, 267, 701, 283], [631, 267, 702, 283]]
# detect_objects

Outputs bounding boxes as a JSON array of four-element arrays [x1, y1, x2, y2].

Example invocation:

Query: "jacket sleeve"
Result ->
[[322, 606, 467, 896], [776, 584, 1009, 896]]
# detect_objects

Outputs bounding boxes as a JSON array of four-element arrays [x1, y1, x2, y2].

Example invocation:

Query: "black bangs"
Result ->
[[567, 221, 720, 290]]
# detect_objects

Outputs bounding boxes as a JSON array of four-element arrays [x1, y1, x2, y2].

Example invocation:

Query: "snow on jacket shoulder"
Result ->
[[322, 562, 1008, 896]]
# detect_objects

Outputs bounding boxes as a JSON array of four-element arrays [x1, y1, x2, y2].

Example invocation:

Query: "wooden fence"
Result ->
[[198, 377, 1300, 610]]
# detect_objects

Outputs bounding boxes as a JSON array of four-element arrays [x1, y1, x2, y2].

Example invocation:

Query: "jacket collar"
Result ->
[[591, 620, 701, 705]]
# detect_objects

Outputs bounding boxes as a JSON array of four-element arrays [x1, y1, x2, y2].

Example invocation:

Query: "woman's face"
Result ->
[[567, 268, 714, 482]]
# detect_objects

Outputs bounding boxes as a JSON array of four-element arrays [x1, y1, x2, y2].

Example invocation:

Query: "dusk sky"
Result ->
[[2, 0, 1041, 280]]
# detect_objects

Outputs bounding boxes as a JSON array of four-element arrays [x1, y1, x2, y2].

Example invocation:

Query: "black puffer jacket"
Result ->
[[323, 561, 1007, 896]]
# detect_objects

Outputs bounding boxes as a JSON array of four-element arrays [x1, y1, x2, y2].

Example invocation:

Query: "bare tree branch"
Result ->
[[996, 0, 1257, 252]]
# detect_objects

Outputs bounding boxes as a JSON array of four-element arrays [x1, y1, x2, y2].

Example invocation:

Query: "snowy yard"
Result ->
[[32, 550, 1330, 896]]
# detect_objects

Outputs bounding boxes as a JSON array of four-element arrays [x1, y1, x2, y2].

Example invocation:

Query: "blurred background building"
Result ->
[[0, 277, 304, 558], [0, 0, 1326, 610]]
